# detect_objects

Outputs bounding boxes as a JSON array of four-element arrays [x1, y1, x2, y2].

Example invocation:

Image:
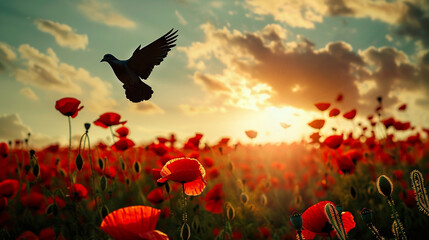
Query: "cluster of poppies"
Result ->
[[0, 96, 428, 239]]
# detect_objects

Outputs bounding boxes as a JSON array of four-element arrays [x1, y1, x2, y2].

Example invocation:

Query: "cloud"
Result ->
[[8, 44, 116, 112], [179, 104, 226, 115], [396, 2, 429, 47], [34, 19, 88, 50], [0, 113, 31, 141], [0, 113, 63, 147], [244, 0, 408, 28], [175, 10, 187, 25], [180, 23, 429, 115], [20, 87, 39, 101], [78, 0, 136, 28], [0, 42, 16, 72], [130, 101, 165, 114]]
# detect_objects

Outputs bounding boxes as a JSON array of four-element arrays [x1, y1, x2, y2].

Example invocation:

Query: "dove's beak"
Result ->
[[100, 58, 105, 62]]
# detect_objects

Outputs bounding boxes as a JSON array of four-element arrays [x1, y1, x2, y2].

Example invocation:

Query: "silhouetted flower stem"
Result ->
[[388, 198, 406, 240], [109, 126, 116, 144], [68, 116, 72, 185]]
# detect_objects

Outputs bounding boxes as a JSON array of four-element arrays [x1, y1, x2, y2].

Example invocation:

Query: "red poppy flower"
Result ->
[[94, 112, 127, 128], [70, 183, 88, 201], [0, 179, 19, 198], [204, 183, 224, 214], [157, 137, 169, 144], [112, 138, 135, 151], [116, 126, 129, 138], [337, 156, 355, 174], [302, 201, 355, 239], [245, 130, 258, 139], [343, 109, 356, 120], [324, 135, 343, 149], [157, 157, 206, 196], [17, 231, 38, 240], [184, 133, 203, 150], [328, 108, 340, 117], [314, 103, 331, 111], [203, 157, 214, 168], [0, 142, 8, 158], [308, 119, 325, 130], [150, 143, 169, 156], [55, 97, 84, 118], [147, 188, 165, 205], [20, 191, 45, 213], [100, 206, 168, 240], [398, 104, 407, 111], [336, 94, 343, 102], [309, 132, 321, 143], [0, 197, 7, 211], [400, 189, 417, 208]]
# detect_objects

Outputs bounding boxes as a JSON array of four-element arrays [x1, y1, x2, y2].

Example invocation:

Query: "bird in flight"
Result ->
[[101, 29, 178, 103]]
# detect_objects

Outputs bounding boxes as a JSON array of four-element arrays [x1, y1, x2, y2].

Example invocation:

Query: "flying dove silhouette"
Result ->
[[101, 29, 178, 103]]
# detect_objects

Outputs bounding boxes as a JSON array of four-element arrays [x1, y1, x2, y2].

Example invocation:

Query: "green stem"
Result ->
[[388, 198, 406, 240], [109, 126, 116, 144], [68, 116, 72, 185], [297, 230, 303, 240]]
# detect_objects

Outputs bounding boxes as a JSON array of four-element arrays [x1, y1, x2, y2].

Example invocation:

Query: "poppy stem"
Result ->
[[68, 116, 72, 185], [182, 184, 188, 225], [109, 126, 116, 145]]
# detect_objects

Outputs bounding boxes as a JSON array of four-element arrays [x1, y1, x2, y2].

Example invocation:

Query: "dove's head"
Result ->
[[101, 54, 117, 63]]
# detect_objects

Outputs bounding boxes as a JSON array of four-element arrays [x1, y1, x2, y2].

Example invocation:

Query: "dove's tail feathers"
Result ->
[[124, 81, 153, 103]]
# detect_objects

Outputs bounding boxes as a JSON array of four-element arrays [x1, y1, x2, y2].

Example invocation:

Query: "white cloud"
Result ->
[[78, 0, 136, 28], [0, 114, 31, 141], [20, 87, 39, 101], [175, 10, 188, 25], [11, 44, 117, 112], [179, 104, 226, 115], [130, 101, 165, 114], [244, 0, 408, 29], [34, 19, 88, 50]]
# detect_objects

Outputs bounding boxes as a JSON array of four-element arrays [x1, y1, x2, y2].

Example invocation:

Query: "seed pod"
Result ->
[[240, 192, 249, 205], [75, 154, 83, 171]]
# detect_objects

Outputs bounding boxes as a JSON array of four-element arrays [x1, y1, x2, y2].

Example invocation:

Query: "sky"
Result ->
[[0, 0, 428, 147]]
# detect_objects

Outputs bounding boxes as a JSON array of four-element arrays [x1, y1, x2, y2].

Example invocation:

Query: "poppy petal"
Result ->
[[100, 206, 161, 240], [184, 178, 206, 196], [139, 230, 169, 240]]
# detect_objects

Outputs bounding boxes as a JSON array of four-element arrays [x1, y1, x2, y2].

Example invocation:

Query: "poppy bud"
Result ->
[[336, 204, 343, 215], [32, 163, 40, 178], [240, 192, 249, 205], [350, 186, 357, 199], [377, 175, 393, 198], [98, 158, 104, 170], [84, 123, 91, 131], [360, 208, 373, 224], [290, 212, 303, 230], [101, 205, 109, 218], [75, 154, 83, 171], [100, 175, 107, 191], [260, 194, 268, 206], [180, 223, 191, 240], [225, 202, 235, 221], [134, 162, 141, 173]]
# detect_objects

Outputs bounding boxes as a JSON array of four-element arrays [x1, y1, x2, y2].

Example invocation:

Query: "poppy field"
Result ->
[[0, 97, 429, 240]]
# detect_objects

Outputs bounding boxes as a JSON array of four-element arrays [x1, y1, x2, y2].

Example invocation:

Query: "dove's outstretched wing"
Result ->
[[127, 29, 178, 80]]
